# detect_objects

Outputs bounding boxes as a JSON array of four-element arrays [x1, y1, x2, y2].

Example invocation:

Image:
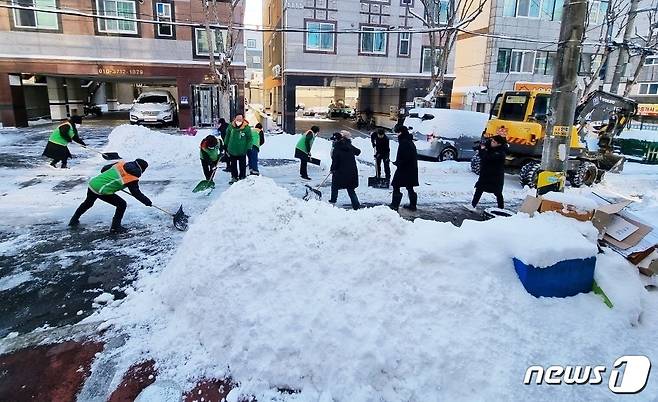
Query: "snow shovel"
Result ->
[[303, 171, 332, 201], [79, 144, 122, 160], [121, 190, 189, 231], [192, 167, 217, 193]]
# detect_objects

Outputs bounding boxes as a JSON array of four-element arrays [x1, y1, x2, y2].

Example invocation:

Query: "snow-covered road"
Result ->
[[1, 123, 658, 401]]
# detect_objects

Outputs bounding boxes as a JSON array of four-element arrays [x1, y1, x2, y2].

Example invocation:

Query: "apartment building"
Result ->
[[0, 0, 245, 127], [452, 0, 658, 114], [245, 29, 264, 105], [263, 0, 454, 133]]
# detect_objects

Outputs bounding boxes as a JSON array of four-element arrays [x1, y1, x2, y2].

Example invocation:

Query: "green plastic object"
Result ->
[[592, 280, 614, 309], [192, 180, 215, 193]]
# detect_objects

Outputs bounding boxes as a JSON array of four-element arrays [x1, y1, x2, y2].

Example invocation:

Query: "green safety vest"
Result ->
[[200, 145, 220, 162], [89, 161, 139, 195], [48, 123, 74, 146], [296, 132, 314, 154]]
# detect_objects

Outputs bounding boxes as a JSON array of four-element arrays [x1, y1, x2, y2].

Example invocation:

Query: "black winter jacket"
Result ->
[[391, 133, 419, 188], [475, 144, 507, 193], [370, 132, 390, 158], [331, 139, 361, 190]]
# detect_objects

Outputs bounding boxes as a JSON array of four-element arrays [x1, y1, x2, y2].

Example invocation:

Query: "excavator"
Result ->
[[471, 89, 638, 187]]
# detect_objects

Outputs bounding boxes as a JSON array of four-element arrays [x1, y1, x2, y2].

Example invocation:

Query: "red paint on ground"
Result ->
[[0, 341, 103, 402], [183, 378, 236, 402], [107, 359, 157, 402]]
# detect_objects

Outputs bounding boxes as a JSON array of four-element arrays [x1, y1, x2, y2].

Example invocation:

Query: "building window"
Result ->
[[361, 26, 387, 55], [589, 0, 608, 25], [645, 56, 658, 65], [639, 83, 658, 95], [155, 2, 173, 37], [421, 47, 441, 73], [247, 39, 257, 49], [510, 50, 535, 73], [578, 53, 602, 75], [497, 48, 511, 73], [398, 31, 411, 57], [12, 0, 58, 30], [97, 0, 137, 34], [195, 27, 227, 57], [306, 21, 335, 52], [252, 56, 261, 64], [504, 0, 563, 20]]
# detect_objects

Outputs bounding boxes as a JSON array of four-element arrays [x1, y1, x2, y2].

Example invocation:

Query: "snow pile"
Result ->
[[104, 125, 201, 168], [620, 129, 658, 142], [405, 108, 489, 139], [542, 191, 599, 213], [93, 177, 650, 401]]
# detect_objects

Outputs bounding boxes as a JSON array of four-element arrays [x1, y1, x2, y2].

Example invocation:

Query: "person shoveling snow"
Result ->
[[193, 134, 223, 193], [69, 159, 153, 234], [42, 115, 87, 169]]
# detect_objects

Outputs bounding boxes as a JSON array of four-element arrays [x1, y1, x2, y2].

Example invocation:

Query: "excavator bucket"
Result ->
[[599, 153, 626, 173]]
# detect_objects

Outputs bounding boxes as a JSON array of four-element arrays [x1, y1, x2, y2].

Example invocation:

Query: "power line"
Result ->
[[0, 1, 612, 46]]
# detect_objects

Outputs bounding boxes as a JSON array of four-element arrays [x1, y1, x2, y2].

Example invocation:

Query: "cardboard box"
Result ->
[[637, 250, 658, 277], [519, 194, 658, 273]]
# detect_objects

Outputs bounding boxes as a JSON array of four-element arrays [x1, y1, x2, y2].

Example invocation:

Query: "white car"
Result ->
[[403, 108, 490, 161], [129, 91, 178, 127]]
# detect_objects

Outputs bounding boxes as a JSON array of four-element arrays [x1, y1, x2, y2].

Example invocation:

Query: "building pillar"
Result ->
[[333, 87, 346, 103], [283, 79, 296, 134], [0, 73, 28, 128], [47, 77, 68, 120], [105, 82, 119, 111], [65, 78, 85, 117]]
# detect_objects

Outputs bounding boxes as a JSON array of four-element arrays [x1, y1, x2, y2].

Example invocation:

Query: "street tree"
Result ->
[[413, 0, 487, 106], [202, 0, 243, 118]]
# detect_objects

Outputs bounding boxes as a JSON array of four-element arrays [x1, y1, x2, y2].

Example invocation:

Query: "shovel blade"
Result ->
[[192, 180, 215, 193], [303, 184, 322, 201], [101, 152, 122, 160], [172, 205, 189, 231]]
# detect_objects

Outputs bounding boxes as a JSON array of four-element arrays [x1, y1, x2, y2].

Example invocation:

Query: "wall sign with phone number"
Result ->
[[97, 66, 145, 76]]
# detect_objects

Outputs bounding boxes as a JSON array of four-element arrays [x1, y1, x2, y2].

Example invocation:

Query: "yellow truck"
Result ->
[[471, 90, 637, 187]]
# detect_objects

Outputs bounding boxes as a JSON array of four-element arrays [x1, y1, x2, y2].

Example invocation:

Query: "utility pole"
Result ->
[[609, 0, 641, 94], [537, 0, 588, 194]]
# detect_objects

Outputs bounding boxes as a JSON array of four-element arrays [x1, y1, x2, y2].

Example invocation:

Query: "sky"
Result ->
[[244, 0, 263, 26]]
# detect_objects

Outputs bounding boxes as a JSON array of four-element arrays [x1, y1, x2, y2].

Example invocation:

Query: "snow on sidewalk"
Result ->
[[92, 177, 651, 401]]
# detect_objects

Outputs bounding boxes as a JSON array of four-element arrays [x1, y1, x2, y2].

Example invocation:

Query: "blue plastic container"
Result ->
[[513, 256, 596, 298]]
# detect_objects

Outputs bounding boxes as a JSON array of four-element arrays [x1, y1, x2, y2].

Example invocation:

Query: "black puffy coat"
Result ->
[[331, 139, 361, 190], [475, 144, 507, 193], [391, 132, 419, 188]]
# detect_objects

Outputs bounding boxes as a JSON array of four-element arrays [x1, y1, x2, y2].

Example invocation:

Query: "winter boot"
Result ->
[[403, 192, 418, 211], [389, 192, 403, 211], [68, 217, 80, 227], [229, 177, 238, 185], [110, 218, 128, 234]]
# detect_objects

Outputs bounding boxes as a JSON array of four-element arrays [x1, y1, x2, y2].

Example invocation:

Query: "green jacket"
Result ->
[[251, 128, 263, 150], [295, 131, 315, 154], [225, 122, 252, 156], [48, 122, 75, 146], [89, 161, 139, 195]]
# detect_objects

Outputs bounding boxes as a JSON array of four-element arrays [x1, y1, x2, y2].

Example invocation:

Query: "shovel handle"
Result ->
[[120, 190, 173, 216]]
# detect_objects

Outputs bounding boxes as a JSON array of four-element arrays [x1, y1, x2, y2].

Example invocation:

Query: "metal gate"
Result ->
[[191, 84, 237, 127]]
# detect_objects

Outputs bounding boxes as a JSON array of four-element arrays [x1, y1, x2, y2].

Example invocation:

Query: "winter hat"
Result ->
[[340, 130, 352, 139], [330, 132, 342, 141], [492, 135, 507, 145], [135, 158, 149, 172]]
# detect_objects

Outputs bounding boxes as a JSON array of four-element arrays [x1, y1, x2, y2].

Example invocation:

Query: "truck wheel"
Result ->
[[470, 154, 481, 174], [440, 147, 457, 161], [569, 162, 598, 187], [520, 161, 541, 188]]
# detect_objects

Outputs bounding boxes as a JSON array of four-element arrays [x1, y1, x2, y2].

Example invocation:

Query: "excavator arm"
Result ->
[[574, 90, 638, 151]]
